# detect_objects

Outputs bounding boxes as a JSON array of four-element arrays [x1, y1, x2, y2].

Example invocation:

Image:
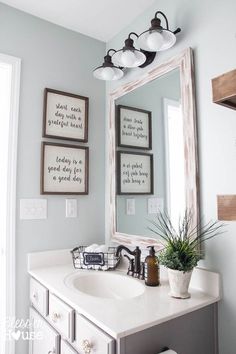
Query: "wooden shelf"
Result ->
[[218, 195, 236, 221], [212, 69, 236, 110]]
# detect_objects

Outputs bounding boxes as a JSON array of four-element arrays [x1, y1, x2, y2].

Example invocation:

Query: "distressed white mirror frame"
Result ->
[[107, 48, 199, 248]]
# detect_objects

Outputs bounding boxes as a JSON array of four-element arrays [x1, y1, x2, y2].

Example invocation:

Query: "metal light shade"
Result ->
[[112, 49, 146, 68], [138, 11, 180, 52], [93, 66, 123, 81], [112, 35, 146, 68], [138, 29, 176, 52], [93, 51, 124, 81]]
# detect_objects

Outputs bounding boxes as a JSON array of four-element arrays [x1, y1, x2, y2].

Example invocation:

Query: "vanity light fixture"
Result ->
[[137, 11, 181, 52], [111, 32, 147, 68], [93, 49, 124, 81], [93, 11, 181, 81]]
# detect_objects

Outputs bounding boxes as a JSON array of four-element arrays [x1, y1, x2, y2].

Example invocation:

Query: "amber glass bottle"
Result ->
[[144, 246, 160, 286]]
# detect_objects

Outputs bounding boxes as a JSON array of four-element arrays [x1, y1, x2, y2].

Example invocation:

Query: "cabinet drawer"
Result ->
[[74, 313, 115, 354], [29, 307, 60, 354], [30, 278, 48, 316], [49, 293, 74, 341], [61, 340, 78, 354]]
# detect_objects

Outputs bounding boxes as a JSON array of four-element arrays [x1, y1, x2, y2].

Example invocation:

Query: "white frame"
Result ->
[[106, 48, 199, 248], [0, 53, 21, 354]]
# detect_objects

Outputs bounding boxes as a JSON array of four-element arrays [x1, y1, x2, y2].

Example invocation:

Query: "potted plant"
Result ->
[[148, 211, 224, 299]]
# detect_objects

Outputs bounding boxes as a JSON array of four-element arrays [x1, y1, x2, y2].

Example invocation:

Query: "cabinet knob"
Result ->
[[48, 348, 56, 354], [82, 339, 93, 353], [51, 312, 61, 322], [32, 292, 38, 301]]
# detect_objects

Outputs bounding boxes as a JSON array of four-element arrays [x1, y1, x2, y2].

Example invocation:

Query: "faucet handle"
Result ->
[[124, 255, 134, 276], [139, 262, 145, 280]]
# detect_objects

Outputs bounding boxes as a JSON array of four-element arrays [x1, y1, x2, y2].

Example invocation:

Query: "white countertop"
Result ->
[[28, 249, 221, 339]]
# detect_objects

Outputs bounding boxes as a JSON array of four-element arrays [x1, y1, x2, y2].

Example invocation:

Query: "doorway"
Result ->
[[0, 53, 21, 354]]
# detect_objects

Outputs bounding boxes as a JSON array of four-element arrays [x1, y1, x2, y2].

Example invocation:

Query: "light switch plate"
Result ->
[[66, 199, 77, 218], [20, 199, 47, 220], [126, 199, 135, 215], [148, 197, 164, 214]]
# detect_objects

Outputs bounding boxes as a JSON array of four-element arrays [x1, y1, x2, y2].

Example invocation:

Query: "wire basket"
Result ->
[[71, 246, 120, 271]]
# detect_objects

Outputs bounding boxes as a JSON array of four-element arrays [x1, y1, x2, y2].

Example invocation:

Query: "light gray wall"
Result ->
[[106, 0, 236, 353], [116, 70, 180, 236], [0, 3, 105, 353]]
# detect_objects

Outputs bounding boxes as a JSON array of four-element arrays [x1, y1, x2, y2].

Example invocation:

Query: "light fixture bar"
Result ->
[[93, 11, 181, 80]]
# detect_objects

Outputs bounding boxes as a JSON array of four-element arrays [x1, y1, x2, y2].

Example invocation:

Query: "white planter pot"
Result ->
[[168, 268, 193, 299]]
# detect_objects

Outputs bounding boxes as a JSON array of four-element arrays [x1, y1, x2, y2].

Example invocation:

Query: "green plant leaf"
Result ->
[[147, 210, 225, 272]]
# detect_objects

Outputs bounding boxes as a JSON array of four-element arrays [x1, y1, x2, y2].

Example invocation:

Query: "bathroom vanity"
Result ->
[[28, 249, 220, 354]]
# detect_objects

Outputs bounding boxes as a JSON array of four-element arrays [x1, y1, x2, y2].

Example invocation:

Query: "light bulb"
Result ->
[[147, 31, 164, 51], [121, 50, 136, 67], [101, 67, 115, 80]]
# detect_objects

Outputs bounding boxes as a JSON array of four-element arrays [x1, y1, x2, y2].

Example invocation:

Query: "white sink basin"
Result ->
[[64, 271, 145, 300]]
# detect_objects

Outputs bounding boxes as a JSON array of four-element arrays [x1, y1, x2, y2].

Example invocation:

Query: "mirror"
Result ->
[[107, 48, 199, 247]]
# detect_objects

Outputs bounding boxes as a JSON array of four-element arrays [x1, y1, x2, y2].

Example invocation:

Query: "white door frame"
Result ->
[[0, 53, 21, 354]]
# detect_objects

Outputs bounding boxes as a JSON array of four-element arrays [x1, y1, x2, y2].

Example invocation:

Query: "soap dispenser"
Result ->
[[144, 246, 160, 286]]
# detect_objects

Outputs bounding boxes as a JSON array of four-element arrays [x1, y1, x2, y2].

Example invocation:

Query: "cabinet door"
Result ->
[[74, 313, 115, 354], [29, 307, 60, 354], [30, 278, 48, 316], [61, 340, 78, 354], [49, 293, 75, 341]]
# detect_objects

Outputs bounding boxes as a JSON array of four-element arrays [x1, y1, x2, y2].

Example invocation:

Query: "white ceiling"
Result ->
[[1, 0, 156, 42]]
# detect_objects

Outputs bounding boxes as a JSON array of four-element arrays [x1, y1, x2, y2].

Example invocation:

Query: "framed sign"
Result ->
[[41, 142, 89, 195], [43, 88, 89, 142], [116, 105, 152, 149], [117, 151, 153, 195]]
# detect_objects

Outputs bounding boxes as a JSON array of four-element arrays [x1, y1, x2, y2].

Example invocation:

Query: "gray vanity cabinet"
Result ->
[[118, 304, 218, 354], [29, 277, 218, 354], [29, 278, 115, 354]]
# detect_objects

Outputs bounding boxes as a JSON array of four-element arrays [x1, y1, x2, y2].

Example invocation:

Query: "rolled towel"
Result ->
[[95, 245, 108, 253], [85, 244, 99, 252]]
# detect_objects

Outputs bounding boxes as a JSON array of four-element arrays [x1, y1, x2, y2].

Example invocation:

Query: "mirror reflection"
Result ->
[[116, 68, 186, 237]]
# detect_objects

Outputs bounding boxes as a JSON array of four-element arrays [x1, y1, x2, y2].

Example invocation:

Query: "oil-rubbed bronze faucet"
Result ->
[[115, 245, 144, 279]]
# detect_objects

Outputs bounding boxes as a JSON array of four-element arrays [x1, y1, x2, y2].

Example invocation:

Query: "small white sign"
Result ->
[[117, 105, 152, 149], [43, 88, 88, 142], [117, 151, 153, 195], [41, 143, 88, 195]]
